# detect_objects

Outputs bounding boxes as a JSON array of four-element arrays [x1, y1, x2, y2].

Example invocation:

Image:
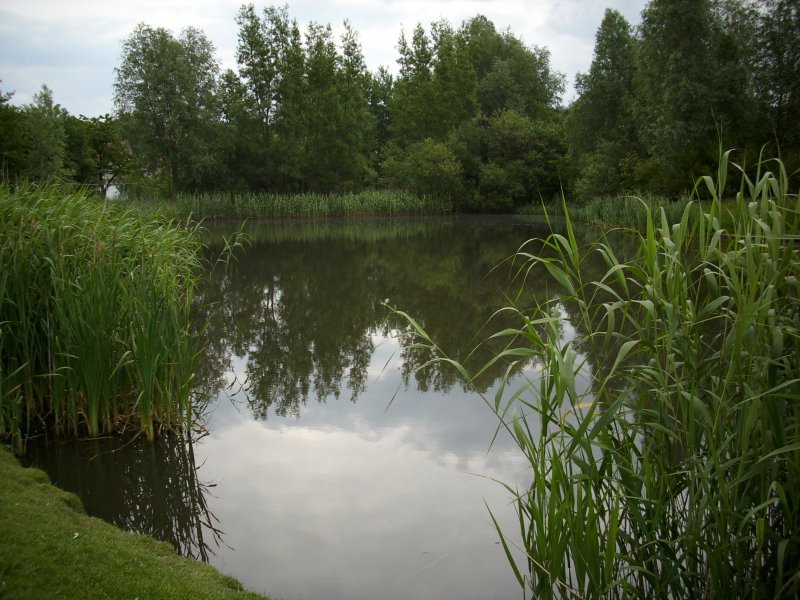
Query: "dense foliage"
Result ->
[[1, 1, 798, 211]]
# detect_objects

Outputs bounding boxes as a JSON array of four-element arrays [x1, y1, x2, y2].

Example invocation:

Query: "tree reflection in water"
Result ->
[[22, 216, 639, 586], [24, 429, 223, 561], [194, 216, 566, 420]]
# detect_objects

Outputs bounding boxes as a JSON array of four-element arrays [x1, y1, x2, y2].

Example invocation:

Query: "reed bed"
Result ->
[[403, 152, 800, 598], [521, 191, 691, 231], [128, 190, 452, 220], [199, 216, 460, 247], [0, 185, 204, 451]]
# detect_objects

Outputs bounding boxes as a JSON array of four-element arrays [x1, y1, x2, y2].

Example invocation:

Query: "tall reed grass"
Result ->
[[127, 190, 452, 220], [520, 191, 691, 231], [0, 185, 204, 451], [403, 152, 800, 598]]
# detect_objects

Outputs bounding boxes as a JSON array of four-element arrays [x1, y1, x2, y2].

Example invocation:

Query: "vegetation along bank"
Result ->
[[0, 448, 267, 599], [403, 154, 800, 598], [0, 185, 204, 452]]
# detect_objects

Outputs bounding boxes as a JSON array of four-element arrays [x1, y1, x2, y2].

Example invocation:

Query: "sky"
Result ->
[[0, 0, 647, 118]]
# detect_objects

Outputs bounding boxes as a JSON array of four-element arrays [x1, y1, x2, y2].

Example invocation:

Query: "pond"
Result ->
[[26, 215, 622, 600]]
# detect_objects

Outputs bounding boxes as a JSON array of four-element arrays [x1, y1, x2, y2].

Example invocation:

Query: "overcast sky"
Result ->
[[0, 0, 647, 117]]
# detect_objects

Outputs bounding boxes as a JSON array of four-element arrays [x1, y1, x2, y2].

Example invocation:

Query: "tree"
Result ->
[[708, 0, 762, 156], [635, 0, 718, 191], [271, 15, 306, 191], [478, 110, 564, 210], [382, 138, 464, 201], [235, 4, 290, 181], [430, 20, 477, 136], [333, 20, 375, 189], [114, 24, 219, 199], [367, 67, 394, 173], [459, 16, 564, 119], [383, 14, 566, 211], [389, 24, 437, 146], [567, 9, 639, 198], [301, 22, 341, 191], [81, 115, 131, 197], [24, 85, 69, 181], [0, 85, 27, 183], [755, 0, 800, 158]]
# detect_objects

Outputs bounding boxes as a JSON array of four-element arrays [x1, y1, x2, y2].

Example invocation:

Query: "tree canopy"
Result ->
[[1, 1, 798, 208]]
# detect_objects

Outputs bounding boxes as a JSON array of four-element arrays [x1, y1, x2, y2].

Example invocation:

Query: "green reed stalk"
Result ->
[[401, 151, 800, 598], [520, 191, 691, 231], [0, 185, 204, 451], [127, 190, 452, 220]]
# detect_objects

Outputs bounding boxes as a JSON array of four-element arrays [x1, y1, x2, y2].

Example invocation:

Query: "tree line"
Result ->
[[1, 0, 797, 210]]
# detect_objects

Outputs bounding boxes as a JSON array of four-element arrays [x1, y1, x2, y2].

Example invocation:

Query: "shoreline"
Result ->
[[0, 448, 269, 600]]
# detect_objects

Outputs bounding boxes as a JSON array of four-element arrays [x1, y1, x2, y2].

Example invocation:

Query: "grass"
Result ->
[[402, 151, 800, 598], [125, 189, 453, 220], [519, 191, 692, 231], [0, 447, 267, 599], [0, 184, 205, 451]]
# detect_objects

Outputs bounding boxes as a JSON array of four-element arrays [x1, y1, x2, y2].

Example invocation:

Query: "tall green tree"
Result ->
[[23, 85, 70, 181], [216, 68, 263, 189], [81, 115, 131, 197], [458, 16, 563, 119], [755, 0, 800, 158], [235, 4, 290, 181], [114, 24, 219, 199], [708, 0, 762, 155], [301, 22, 341, 191], [384, 14, 566, 211], [389, 24, 437, 146], [430, 20, 477, 137], [367, 67, 393, 173], [334, 20, 375, 188], [271, 15, 306, 191], [635, 0, 718, 191], [300, 21, 374, 191], [567, 9, 639, 198], [0, 85, 27, 182]]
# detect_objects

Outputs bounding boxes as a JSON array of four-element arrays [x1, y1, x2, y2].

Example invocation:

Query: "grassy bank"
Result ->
[[518, 191, 692, 231], [406, 153, 800, 597], [126, 189, 453, 220], [0, 185, 204, 451], [0, 448, 267, 599]]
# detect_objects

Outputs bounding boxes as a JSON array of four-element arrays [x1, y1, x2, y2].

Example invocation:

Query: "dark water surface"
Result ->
[[27, 215, 616, 600]]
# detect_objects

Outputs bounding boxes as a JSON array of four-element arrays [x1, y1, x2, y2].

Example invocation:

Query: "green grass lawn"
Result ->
[[0, 448, 268, 600]]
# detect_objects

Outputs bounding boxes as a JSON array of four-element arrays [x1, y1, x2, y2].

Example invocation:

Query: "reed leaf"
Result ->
[[0, 184, 204, 451], [398, 152, 800, 598]]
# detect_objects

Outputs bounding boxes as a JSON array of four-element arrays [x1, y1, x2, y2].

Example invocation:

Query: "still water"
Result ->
[[27, 215, 612, 600]]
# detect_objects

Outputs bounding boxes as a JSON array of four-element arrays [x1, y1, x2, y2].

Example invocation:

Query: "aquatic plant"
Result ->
[[126, 189, 452, 219], [519, 191, 691, 231], [0, 184, 204, 451], [403, 151, 800, 598]]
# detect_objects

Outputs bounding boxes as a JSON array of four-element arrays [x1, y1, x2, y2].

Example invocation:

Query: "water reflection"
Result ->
[[197, 407, 531, 600], [24, 431, 223, 561], [26, 216, 635, 600], [197, 216, 561, 420]]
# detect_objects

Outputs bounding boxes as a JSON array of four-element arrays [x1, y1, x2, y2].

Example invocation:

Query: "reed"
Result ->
[[520, 191, 691, 231], [0, 184, 204, 451], [127, 189, 452, 220], [403, 151, 800, 598]]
